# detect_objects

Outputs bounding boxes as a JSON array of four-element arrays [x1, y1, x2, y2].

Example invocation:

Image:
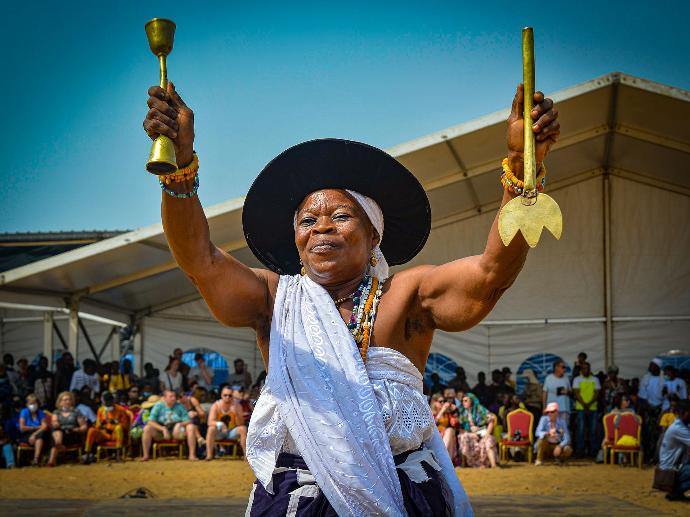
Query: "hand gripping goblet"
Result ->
[[498, 28, 563, 247], [145, 18, 177, 175]]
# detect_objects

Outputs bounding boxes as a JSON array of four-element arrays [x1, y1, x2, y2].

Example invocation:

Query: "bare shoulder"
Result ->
[[384, 264, 435, 294]]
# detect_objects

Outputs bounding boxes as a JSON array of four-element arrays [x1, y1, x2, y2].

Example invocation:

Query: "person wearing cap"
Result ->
[[640, 358, 665, 461], [143, 75, 559, 515], [129, 394, 160, 442], [534, 402, 572, 465], [83, 391, 130, 463]]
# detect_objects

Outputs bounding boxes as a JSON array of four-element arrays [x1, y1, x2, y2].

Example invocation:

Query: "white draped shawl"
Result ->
[[246, 274, 473, 516]]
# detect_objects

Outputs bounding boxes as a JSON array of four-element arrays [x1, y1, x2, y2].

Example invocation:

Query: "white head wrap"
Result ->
[[293, 190, 390, 281], [345, 190, 389, 281]]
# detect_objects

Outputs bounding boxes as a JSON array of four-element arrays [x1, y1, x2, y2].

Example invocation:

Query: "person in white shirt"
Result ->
[[640, 358, 665, 461], [543, 359, 572, 421], [69, 359, 100, 397], [663, 366, 688, 412], [188, 353, 214, 390]]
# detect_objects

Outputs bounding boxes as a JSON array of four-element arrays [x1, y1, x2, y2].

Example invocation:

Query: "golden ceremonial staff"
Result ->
[[498, 27, 563, 247], [145, 18, 178, 175]]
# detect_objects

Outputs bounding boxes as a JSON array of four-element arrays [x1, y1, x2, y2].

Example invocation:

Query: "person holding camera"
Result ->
[[535, 402, 573, 465], [431, 393, 460, 462]]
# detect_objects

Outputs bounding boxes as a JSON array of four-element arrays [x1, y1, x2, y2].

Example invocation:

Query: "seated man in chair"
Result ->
[[140, 389, 198, 461], [83, 391, 130, 463], [205, 385, 247, 460]]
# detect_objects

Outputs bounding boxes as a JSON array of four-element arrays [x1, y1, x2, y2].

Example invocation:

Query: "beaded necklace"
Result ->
[[343, 275, 383, 364]]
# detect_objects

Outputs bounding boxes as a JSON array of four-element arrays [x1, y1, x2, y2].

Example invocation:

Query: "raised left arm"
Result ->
[[419, 84, 560, 332]]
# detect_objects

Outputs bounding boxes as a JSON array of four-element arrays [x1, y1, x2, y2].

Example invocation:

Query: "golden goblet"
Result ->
[[145, 18, 177, 175]]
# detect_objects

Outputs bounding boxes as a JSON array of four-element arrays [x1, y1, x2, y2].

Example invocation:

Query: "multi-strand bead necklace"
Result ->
[[336, 275, 383, 364]]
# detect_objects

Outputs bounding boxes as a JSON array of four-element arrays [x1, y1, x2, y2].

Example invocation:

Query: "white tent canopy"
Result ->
[[1, 72, 689, 384]]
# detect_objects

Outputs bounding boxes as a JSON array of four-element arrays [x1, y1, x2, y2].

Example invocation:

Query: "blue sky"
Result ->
[[1, 0, 688, 232]]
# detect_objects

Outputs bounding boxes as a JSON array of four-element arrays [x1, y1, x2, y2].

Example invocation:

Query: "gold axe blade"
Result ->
[[498, 27, 563, 248], [498, 194, 563, 247]]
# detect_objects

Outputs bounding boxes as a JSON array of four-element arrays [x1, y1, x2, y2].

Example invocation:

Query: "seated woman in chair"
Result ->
[[19, 394, 49, 466], [49, 391, 87, 466], [431, 393, 459, 464], [457, 393, 498, 468]]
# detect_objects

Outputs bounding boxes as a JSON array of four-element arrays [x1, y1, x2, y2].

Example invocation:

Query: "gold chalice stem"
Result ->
[[145, 18, 177, 175], [159, 54, 168, 90]]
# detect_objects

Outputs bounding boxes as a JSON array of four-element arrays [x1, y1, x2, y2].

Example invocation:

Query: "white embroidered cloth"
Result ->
[[246, 274, 473, 516]]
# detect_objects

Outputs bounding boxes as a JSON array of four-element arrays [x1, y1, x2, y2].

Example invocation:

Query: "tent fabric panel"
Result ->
[[143, 316, 262, 381], [612, 320, 690, 378], [611, 177, 690, 316], [407, 178, 604, 320], [616, 83, 690, 144], [610, 134, 690, 188]]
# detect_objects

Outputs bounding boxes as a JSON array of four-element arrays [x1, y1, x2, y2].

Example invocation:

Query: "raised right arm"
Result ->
[[144, 83, 277, 330]]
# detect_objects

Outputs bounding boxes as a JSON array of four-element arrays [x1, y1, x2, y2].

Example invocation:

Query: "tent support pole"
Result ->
[[111, 326, 120, 362], [133, 319, 144, 377], [52, 321, 68, 350], [68, 299, 79, 362], [96, 326, 116, 361], [43, 312, 54, 368], [602, 76, 618, 370], [603, 174, 613, 368]]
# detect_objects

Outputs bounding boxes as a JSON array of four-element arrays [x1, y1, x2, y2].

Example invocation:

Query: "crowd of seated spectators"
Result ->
[[0, 351, 266, 468], [426, 353, 690, 474]]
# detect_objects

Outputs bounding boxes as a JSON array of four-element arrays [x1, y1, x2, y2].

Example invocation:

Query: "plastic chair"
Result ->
[[95, 409, 133, 462], [216, 439, 242, 459], [499, 408, 534, 463], [609, 413, 643, 468], [152, 439, 184, 459], [602, 412, 616, 464], [16, 442, 36, 466], [96, 440, 126, 462]]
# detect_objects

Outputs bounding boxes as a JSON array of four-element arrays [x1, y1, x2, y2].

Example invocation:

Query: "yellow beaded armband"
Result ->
[[159, 153, 199, 185], [500, 157, 546, 195]]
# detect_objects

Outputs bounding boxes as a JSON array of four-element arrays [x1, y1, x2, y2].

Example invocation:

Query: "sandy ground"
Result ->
[[0, 458, 685, 516]]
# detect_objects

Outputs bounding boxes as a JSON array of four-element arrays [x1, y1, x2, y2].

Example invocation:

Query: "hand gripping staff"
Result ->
[[498, 28, 563, 247]]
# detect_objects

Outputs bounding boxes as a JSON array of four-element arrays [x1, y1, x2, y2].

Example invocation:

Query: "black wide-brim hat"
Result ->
[[242, 138, 431, 275]]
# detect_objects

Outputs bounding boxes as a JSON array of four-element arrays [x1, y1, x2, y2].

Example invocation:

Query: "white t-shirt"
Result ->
[[162, 370, 183, 393], [663, 378, 688, 410], [189, 366, 214, 389], [543, 373, 571, 413]]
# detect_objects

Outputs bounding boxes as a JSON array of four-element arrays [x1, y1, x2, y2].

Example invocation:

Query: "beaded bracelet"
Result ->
[[160, 175, 200, 198], [501, 157, 547, 195], [159, 153, 199, 185]]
